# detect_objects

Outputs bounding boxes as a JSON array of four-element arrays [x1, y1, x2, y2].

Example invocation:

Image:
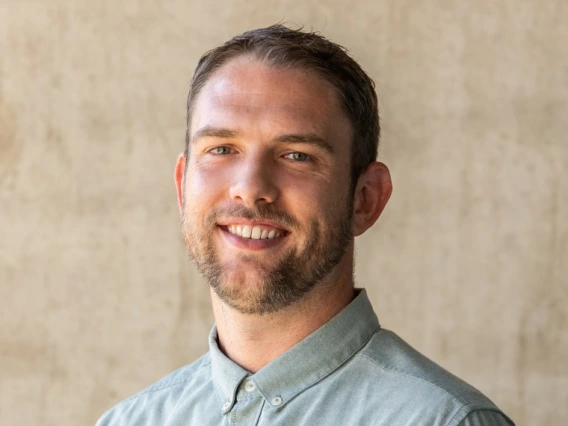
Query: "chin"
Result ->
[[213, 269, 285, 314], [218, 268, 268, 294]]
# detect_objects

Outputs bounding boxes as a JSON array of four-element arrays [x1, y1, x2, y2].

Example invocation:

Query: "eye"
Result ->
[[208, 146, 233, 155], [284, 152, 311, 162]]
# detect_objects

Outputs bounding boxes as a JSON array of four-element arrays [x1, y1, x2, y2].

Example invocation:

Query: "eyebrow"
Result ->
[[273, 133, 334, 154], [192, 125, 334, 154], [192, 126, 239, 142]]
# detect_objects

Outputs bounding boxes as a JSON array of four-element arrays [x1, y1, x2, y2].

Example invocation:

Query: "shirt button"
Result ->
[[271, 396, 282, 406], [222, 402, 231, 411], [244, 381, 256, 392]]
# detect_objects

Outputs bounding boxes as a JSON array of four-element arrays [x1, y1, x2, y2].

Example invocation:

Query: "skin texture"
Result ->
[[175, 57, 392, 372]]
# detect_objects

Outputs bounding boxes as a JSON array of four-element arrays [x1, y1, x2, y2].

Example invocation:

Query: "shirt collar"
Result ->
[[209, 289, 380, 412]]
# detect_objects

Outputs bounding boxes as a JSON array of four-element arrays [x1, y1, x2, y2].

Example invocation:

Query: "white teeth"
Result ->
[[251, 226, 261, 239], [226, 225, 284, 240]]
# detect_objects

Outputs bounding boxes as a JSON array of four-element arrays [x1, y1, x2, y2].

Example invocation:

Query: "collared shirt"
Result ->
[[96, 290, 514, 426]]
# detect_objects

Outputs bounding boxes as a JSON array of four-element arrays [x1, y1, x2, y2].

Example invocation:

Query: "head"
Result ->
[[175, 25, 391, 315], [184, 24, 380, 196]]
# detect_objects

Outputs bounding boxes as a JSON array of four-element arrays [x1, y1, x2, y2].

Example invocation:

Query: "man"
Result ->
[[97, 25, 514, 425]]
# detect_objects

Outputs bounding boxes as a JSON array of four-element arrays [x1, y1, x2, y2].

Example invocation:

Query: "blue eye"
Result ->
[[209, 146, 232, 155], [286, 152, 310, 162]]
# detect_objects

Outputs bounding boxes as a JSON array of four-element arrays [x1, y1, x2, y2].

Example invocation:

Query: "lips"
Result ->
[[217, 219, 289, 250]]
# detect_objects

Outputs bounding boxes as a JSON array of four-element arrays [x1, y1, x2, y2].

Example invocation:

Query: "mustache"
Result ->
[[205, 204, 299, 230]]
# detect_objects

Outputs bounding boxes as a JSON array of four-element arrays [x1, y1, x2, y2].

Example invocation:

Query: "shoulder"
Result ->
[[354, 329, 514, 425], [95, 353, 212, 426], [359, 329, 489, 406]]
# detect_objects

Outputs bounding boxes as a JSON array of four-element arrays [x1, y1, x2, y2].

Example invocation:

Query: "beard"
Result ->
[[181, 201, 353, 315]]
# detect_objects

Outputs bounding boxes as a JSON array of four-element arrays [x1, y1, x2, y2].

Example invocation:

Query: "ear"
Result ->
[[352, 162, 392, 236], [174, 152, 186, 215]]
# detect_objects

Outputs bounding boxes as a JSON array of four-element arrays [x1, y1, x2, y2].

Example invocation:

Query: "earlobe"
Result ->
[[174, 153, 186, 215], [352, 162, 392, 236]]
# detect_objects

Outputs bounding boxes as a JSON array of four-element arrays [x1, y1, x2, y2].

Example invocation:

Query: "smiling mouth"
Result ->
[[215, 223, 288, 253], [224, 224, 285, 240]]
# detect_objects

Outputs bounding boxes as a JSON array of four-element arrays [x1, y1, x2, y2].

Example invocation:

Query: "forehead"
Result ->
[[189, 58, 352, 145]]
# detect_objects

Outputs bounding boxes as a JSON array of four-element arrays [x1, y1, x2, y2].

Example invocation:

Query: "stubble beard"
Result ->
[[181, 202, 353, 315]]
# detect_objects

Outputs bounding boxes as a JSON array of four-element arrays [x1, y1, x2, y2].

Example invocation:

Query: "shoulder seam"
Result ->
[[358, 352, 465, 406]]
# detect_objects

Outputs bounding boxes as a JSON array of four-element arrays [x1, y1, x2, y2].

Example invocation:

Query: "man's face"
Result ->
[[179, 58, 355, 314]]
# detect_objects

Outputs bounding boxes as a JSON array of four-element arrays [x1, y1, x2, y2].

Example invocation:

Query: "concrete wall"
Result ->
[[1, 1, 566, 424]]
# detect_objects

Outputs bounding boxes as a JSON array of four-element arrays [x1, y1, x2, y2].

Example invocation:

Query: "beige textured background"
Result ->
[[1, 1, 566, 425]]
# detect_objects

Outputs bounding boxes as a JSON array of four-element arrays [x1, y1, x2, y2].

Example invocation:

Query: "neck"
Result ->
[[211, 252, 355, 373]]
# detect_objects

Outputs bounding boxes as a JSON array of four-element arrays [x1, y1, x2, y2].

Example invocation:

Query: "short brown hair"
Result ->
[[185, 24, 379, 192]]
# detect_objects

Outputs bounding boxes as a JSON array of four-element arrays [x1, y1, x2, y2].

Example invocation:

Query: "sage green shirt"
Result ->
[[96, 290, 514, 425]]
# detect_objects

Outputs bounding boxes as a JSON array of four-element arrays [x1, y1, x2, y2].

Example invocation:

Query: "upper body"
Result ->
[[96, 290, 514, 426], [97, 24, 514, 425]]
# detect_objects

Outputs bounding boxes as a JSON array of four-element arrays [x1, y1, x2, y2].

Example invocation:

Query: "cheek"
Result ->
[[296, 183, 351, 230], [281, 178, 335, 222], [185, 164, 229, 205], [287, 170, 345, 203]]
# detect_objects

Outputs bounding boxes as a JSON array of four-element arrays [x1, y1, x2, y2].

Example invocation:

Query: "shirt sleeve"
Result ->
[[457, 409, 515, 426]]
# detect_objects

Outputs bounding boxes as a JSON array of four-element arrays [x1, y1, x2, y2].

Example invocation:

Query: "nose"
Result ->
[[229, 153, 278, 207]]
